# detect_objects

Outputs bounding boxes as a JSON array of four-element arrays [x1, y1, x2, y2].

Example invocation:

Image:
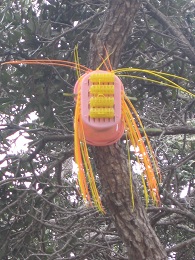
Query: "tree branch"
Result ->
[[145, 0, 195, 66], [166, 237, 195, 254]]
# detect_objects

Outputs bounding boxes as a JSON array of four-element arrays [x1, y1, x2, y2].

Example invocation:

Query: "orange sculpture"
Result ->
[[2, 52, 194, 213]]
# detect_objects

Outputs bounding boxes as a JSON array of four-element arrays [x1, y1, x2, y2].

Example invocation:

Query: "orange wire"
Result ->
[[2, 59, 91, 73], [123, 100, 160, 204]]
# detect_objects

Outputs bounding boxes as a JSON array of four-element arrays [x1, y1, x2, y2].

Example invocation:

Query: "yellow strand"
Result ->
[[125, 130, 135, 210], [74, 45, 81, 79], [96, 50, 114, 70], [117, 74, 188, 90], [141, 173, 149, 207], [103, 46, 113, 71], [114, 68, 194, 97], [114, 68, 188, 81]]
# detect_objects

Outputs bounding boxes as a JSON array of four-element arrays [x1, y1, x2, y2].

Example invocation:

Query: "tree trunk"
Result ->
[[93, 145, 166, 259], [88, 0, 141, 69], [88, 1, 167, 259]]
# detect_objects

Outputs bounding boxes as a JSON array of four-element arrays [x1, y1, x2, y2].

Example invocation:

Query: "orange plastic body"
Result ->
[[74, 70, 124, 146]]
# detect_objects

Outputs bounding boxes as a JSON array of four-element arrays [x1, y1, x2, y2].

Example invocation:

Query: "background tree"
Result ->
[[0, 0, 195, 259]]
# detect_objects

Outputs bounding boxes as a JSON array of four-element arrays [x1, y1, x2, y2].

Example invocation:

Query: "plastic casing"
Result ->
[[74, 70, 124, 146]]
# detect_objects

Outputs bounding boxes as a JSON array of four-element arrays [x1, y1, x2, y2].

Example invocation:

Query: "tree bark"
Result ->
[[93, 144, 167, 259], [88, 1, 167, 259], [88, 0, 142, 69]]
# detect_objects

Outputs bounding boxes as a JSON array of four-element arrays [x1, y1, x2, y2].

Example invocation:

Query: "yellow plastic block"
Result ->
[[89, 73, 114, 83], [90, 97, 114, 107], [89, 85, 114, 95], [89, 108, 115, 118]]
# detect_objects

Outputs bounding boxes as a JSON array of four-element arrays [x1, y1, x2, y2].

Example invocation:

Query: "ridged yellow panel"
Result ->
[[89, 73, 114, 83], [90, 97, 114, 107], [89, 108, 115, 118], [89, 85, 114, 95]]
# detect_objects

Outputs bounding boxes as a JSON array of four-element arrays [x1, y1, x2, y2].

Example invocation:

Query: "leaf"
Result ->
[[40, 20, 51, 38], [27, 16, 38, 33], [0, 98, 12, 104]]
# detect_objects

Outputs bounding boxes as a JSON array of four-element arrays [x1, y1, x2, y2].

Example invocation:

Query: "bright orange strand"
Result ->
[[123, 98, 160, 204], [123, 103, 150, 204], [74, 80, 104, 212], [74, 89, 91, 203], [2, 59, 91, 73], [124, 94, 161, 183]]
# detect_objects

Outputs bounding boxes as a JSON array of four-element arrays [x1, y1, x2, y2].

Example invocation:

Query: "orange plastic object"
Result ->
[[74, 70, 124, 146]]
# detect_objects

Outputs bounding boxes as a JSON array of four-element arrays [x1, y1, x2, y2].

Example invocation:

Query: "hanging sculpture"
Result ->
[[2, 50, 195, 213]]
